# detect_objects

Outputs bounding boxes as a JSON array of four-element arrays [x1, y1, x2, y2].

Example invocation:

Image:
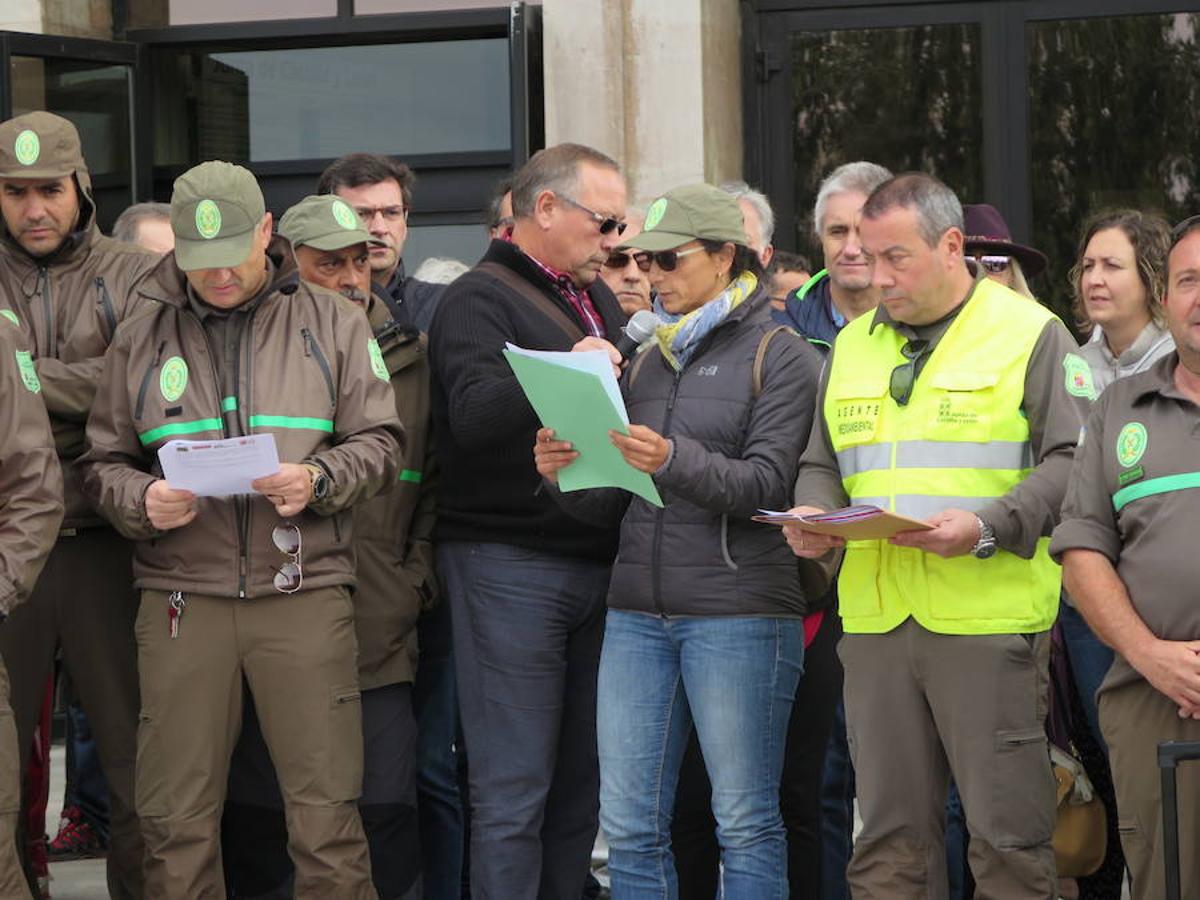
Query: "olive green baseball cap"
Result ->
[[170, 161, 266, 271], [621, 183, 748, 252], [278, 194, 384, 253], [0, 111, 84, 180]]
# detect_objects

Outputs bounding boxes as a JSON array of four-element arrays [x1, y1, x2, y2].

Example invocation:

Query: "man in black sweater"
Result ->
[[428, 143, 627, 899]]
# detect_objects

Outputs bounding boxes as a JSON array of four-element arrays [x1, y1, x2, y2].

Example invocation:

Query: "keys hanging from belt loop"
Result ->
[[168, 591, 186, 639]]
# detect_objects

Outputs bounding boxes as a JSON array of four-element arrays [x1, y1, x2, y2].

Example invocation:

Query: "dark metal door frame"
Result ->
[[744, 0, 1200, 252]]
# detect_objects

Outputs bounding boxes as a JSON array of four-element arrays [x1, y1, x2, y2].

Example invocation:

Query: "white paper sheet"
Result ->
[[504, 343, 629, 424], [157, 434, 281, 497]]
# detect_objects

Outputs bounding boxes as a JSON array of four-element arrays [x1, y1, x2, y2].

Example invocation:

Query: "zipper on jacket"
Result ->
[[133, 341, 167, 421], [39, 268, 56, 359], [301, 327, 336, 408], [95, 277, 118, 337], [651, 371, 684, 618]]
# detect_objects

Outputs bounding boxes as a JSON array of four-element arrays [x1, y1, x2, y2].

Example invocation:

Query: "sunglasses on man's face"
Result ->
[[632, 245, 705, 273], [971, 254, 1011, 274], [558, 194, 627, 236], [603, 251, 641, 270]]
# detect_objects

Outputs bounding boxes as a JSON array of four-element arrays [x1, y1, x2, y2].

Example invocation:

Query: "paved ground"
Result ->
[[42, 746, 108, 898]]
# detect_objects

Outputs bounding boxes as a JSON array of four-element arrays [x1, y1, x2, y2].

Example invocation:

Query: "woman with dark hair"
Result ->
[[534, 183, 823, 899]]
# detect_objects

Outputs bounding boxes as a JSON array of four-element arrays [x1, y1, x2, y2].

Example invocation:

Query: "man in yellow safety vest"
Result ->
[[785, 172, 1089, 899]]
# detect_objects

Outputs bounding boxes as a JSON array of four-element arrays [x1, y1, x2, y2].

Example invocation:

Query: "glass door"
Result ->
[[0, 32, 139, 232]]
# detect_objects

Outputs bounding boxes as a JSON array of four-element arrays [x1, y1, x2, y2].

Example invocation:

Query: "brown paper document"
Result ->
[[752, 505, 933, 540]]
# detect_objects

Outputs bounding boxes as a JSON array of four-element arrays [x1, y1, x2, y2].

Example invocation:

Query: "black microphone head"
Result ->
[[625, 309, 662, 344]]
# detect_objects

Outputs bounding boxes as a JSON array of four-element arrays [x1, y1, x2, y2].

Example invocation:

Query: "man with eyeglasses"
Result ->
[[0, 110, 159, 899], [785, 173, 1088, 899], [80, 161, 402, 899], [427, 142, 628, 899], [599, 208, 653, 317], [318, 153, 445, 332]]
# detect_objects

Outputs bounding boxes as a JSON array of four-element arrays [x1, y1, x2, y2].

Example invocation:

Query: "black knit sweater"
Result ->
[[427, 239, 626, 561]]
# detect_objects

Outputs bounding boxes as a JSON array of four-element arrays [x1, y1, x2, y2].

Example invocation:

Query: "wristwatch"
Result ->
[[972, 515, 997, 559], [305, 464, 331, 502]]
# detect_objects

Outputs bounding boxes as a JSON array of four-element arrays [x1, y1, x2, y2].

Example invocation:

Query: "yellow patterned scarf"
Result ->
[[654, 271, 758, 371]]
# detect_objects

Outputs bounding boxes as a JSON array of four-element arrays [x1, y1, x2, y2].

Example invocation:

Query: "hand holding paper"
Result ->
[[157, 434, 282, 497], [505, 345, 663, 507]]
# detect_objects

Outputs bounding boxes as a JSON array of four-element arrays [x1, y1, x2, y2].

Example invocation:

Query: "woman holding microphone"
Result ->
[[534, 183, 823, 899]]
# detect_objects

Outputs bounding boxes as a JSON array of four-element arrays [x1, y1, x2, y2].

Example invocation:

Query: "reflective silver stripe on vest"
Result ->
[[850, 494, 991, 519], [838, 440, 1032, 476]]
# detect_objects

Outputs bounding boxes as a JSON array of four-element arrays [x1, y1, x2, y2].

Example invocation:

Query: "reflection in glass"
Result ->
[[405, 223, 488, 273], [790, 25, 983, 252], [1029, 13, 1200, 326], [10, 56, 133, 231], [151, 40, 510, 167]]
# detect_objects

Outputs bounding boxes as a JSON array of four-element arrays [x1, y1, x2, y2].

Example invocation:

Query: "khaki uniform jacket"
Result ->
[[81, 241, 404, 599], [0, 167, 157, 528], [354, 295, 436, 689], [0, 322, 64, 615]]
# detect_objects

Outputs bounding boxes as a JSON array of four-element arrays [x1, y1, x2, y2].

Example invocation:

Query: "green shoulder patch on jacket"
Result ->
[[15, 350, 39, 393]]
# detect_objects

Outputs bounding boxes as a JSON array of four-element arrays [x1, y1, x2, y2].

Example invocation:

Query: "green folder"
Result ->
[[503, 349, 664, 507]]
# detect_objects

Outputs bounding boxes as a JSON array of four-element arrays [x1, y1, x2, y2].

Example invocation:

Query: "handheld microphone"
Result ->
[[615, 309, 662, 362]]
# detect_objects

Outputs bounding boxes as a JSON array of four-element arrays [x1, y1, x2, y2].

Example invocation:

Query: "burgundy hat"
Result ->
[[963, 203, 1047, 279]]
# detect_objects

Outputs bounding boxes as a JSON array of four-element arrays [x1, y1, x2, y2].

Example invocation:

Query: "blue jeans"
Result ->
[[439, 541, 610, 900], [412, 599, 465, 900], [820, 698, 854, 900], [64, 698, 111, 841], [1060, 601, 1113, 754], [598, 610, 804, 900]]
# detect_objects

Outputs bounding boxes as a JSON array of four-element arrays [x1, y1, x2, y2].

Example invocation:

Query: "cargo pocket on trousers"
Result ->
[[991, 727, 1055, 849], [327, 684, 364, 803], [135, 712, 170, 818]]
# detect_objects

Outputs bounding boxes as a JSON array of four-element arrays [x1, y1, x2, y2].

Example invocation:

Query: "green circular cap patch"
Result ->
[[332, 200, 359, 231], [195, 200, 222, 240], [13, 130, 39, 167], [644, 198, 668, 230], [1116, 422, 1147, 468], [159, 356, 189, 402], [0, 310, 19, 327], [368, 338, 389, 383]]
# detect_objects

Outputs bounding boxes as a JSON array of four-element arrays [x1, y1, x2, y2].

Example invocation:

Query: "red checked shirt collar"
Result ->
[[508, 237, 606, 339]]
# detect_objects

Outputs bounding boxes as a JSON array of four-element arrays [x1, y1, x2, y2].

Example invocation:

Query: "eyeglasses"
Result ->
[[558, 195, 627, 236], [633, 246, 706, 273], [272, 523, 302, 594], [603, 250, 638, 269], [889, 339, 932, 406], [353, 205, 407, 224], [970, 254, 1011, 274]]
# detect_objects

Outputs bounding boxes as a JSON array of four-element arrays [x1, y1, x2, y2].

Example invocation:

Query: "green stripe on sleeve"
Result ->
[[248, 415, 335, 433], [221, 396, 238, 412], [1112, 472, 1200, 512], [138, 418, 224, 445], [399, 469, 422, 484]]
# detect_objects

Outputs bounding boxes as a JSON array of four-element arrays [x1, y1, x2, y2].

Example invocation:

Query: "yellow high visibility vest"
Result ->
[[824, 278, 1062, 635]]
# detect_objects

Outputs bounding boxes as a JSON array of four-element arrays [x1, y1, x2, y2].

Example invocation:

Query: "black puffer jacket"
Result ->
[[557, 288, 822, 618]]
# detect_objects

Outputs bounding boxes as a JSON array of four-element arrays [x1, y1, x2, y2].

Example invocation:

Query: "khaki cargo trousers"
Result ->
[[1100, 678, 1200, 900], [136, 585, 376, 899], [0, 657, 32, 899], [0, 527, 142, 899], [839, 617, 1058, 899]]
